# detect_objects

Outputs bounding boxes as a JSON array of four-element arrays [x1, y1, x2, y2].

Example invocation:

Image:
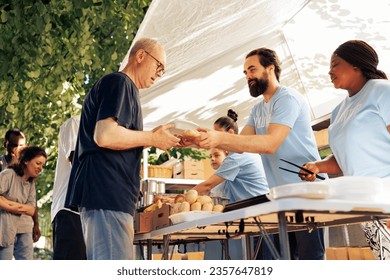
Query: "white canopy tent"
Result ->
[[120, 0, 390, 131]]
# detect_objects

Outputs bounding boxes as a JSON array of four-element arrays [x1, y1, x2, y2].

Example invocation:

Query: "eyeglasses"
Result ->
[[144, 50, 165, 76]]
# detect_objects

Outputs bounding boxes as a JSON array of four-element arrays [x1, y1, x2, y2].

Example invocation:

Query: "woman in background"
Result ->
[[0, 146, 47, 260], [193, 109, 268, 202], [0, 129, 41, 258], [300, 40, 390, 259], [193, 109, 268, 260], [0, 128, 26, 171]]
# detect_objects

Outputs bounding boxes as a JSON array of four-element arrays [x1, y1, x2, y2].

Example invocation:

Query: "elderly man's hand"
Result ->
[[152, 124, 181, 150]]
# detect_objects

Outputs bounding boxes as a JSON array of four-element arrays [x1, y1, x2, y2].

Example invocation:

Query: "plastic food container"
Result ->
[[327, 176, 388, 202], [169, 211, 215, 224], [268, 181, 330, 200], [169, 119, 199, 136]]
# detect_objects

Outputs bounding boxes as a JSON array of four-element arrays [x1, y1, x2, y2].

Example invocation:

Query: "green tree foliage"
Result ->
[[0, 0, 151, 215]]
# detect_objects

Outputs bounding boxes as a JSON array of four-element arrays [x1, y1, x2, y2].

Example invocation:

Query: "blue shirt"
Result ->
[[246, 86, 326, 188], [329, 79, 390, 178], [65, 72, 143, 215], [216, 152, 268, 202]]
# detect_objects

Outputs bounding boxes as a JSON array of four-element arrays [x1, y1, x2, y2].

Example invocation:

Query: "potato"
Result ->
[[212, 204, 224, 212], [185, 190, 198, 204], [190, 201, 202, 211], [196, 195, 212, 205], [179, 201, 190, 212], [202, 202, 213, 211]]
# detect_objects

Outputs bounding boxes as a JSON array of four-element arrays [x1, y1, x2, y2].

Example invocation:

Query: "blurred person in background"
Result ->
[[0, 129, 41, 258], [51, 115, 86, 260], [0, 146, 47, 260], [1, 128, 26, 170]]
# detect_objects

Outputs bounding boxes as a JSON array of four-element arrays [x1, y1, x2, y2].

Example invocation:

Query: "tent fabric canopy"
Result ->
[[122, 0, 390, 131]]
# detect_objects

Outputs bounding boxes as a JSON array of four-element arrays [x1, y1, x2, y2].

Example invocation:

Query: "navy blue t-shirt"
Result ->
[[65, 72, 143, 216]]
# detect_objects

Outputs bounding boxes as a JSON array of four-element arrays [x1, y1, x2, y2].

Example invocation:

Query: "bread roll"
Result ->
[[212, 204, 224, 212], [185, 190, 198, 204], [190, 201, 202, 211], [179, 201, 190, 212], [202, 202, 213, 211], [174, 194, 185, 203], [171, 203, 182, 214], [196, 195, 212, 205], [183, 129, 200, 137]]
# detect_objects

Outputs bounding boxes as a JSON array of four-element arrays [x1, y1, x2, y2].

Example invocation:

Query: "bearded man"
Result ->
[[196, 47, 327, 260]]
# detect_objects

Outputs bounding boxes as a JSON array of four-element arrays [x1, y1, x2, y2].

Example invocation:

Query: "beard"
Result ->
[[248, 75, 269, 98]]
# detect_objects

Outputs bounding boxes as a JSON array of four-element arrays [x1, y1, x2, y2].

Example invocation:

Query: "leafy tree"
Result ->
[[0, 0, 151, 232]]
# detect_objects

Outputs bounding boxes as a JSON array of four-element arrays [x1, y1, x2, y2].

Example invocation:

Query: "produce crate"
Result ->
[[134, 204, 172, 233], [183, 159, 204, 179]]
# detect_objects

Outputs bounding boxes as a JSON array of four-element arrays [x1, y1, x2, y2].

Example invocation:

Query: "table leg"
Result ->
[[244, 234, 251, 260], [146, 239, 152, 260], [278, 211, 291, 260], [162, 234, 170, 260], [223, 239, 229, 260]]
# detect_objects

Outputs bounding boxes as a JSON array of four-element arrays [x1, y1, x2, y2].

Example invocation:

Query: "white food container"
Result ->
[[268, 181, 330, 200], [327, 176, 388, 203], [169, 119, 199, 136], [169, 211, 215, 224]]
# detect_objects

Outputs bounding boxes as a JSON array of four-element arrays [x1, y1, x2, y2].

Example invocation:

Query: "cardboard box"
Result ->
[[314, 129, 329, 148], [152, 251, 205, 260], [135, 204, 172, 233], [134, 211, 153, 233], [173, 159, 214, 180], [183, 159, 204, 179], [325, 247, 375, 260], [325, 247, 348, 260], [347, 247, 375, 260], [152, 203, 171, 230], [184, 159, 204, 170], [202, 158, 215, 179], [173, 162, 184, 179]]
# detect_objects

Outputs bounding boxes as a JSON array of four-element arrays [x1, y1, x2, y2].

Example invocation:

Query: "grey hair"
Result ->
[[129, 38, 161, 58]]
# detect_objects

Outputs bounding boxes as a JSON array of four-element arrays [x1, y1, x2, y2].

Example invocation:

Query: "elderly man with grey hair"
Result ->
[[65, 38, 180, 260]]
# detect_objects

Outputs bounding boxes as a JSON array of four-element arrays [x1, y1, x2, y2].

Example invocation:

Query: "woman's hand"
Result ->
[[33, 223, 41, 242], [298, 162, 320, 182], [0, 196, 35, 216], [192, 185, 210, 196]]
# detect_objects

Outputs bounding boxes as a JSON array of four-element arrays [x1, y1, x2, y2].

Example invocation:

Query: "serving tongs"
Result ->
[[279, 158, 326, 180]]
